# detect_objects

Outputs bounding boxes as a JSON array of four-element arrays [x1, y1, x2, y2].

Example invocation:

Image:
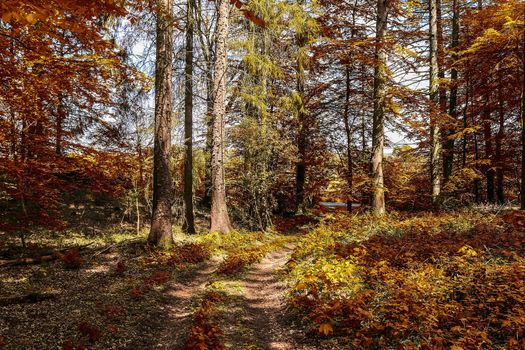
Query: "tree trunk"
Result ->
[[183, 0, 196, 234], [343, 65, 353, 212], [429, 0, 441, 204], [56, 95, 65, 155], [194, 0, 214, 209], [295, 0, 307, 214], [483, 96, 495, 203], [462, 79, 470, 167], [443, 0, 459, 184], [495, 78, 505, 204], [474, 131, 481, 203], [148, 0, 174, 248], [202, 64, 214, 208], [521, 24, 525, 210], [210, 0, 232, 233], [197, 0, 215, 208], [370, 0, 389, 215]]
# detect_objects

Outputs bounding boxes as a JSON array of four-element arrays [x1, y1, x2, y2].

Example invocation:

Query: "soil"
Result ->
[[221, 244, 337, 350], [126, 258, 220, 350]]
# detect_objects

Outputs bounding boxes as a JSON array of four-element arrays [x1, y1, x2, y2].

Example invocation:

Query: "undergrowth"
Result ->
[[285, 210, 525, 349]]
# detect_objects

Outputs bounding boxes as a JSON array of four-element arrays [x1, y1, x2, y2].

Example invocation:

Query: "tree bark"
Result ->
[[56, 95, 65, 155], [443, 0, 459, 184], [295, 0, 307, 214], [474, 131, 481, 203], [202, 65, 214, 208], [344, 65, 353, 212], [483, 95, 495, 203], [210, 0, 232, 233], [495, 78, 505, 204], [196, 0, 215, 208], [521, 20, 525, 210], [370, 0, 389, 215], [183, 0, 196, 234], [149, 0, 174, 248], [429, 0, 441, 204], [462, 79, 470, 167]]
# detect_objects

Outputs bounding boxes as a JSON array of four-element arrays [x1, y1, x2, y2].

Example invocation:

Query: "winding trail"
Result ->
[[222, 244, 334, 350], [127, 240, 337, 349]]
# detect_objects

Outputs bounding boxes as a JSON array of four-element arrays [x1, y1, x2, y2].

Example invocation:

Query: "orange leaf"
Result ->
[[318, 323, 333, 336]]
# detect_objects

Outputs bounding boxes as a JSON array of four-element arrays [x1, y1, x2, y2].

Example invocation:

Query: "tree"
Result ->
[[521, 17, 525, 210], [0, 0, 132, 245], [443, 0, 459, 184], [210, 0, 233, 233], [195, 0, 216, 209], [429, 0, 441, 204], [183, 0, 196, 234], [149, 0, 174, 247], [370, 0, 389, 215], [295, 0, 308, 214]]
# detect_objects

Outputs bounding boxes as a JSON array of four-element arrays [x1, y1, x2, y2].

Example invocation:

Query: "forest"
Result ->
[[0, 0, 524, 349]]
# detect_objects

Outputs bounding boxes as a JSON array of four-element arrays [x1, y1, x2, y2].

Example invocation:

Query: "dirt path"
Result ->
[[126, 259, 218, 350], [223, 244, 334, 350]]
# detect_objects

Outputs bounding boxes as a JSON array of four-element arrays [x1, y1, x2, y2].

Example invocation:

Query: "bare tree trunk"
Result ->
[[196, 0, 215, 208], [443, 0, 459, 183], [202, 65, 214, 208], [521, 24, 525, 210], [437, 0, 447, 113], [483, 95, 495, 203], [210, 0, 232, 233], [495, 77, 505, 204], [56, 95, 65, 155], [462, 79, 470, 167], [135, 195, 141, 235], [183, 0, 196, 233], [370, 0, 389, 215], [295, 0, 307, 214], [474, 131, 481, 203], [429, 0, 441, 204], [343, 66, 353, 212], [149, 0, 174, 248]]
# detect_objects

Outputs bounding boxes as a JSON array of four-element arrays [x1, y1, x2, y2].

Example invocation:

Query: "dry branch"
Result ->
[[0, 243, 94, 268]]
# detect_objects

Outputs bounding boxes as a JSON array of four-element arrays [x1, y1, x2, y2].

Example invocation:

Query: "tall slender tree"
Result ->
[[521, 19, 525, 210], [429, 0, 441, 204], [495, 74, 505, 204], [183, 0, 196, 233], [343, 65, 353, 213], [483, 95, 495, 203], [295, 0, 308, 214], [195, 0, 215, 209], [444, 0, 459, 183], [210, 0, 232, 233], [370, 0, 389, 215], [149, 0, 174, 247]]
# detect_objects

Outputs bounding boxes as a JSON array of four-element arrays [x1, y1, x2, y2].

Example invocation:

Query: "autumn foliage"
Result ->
[[185, 291, 226, 350], [0, 0, 140, 238], [55, 249, 83, 269], [286, 211, 525, 349]]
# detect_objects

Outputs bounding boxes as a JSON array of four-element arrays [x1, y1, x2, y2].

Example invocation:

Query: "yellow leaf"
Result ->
[[318, 323, 333, 336], [450, 345, 464, 350], [458, 245, 477, 257], [25, 13, 37, 24], [295, 282, 307, 290]]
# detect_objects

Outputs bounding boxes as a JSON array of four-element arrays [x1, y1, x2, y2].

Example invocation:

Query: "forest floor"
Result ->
[[1, 208, 525, 349], [0, 221, 321, 349]]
